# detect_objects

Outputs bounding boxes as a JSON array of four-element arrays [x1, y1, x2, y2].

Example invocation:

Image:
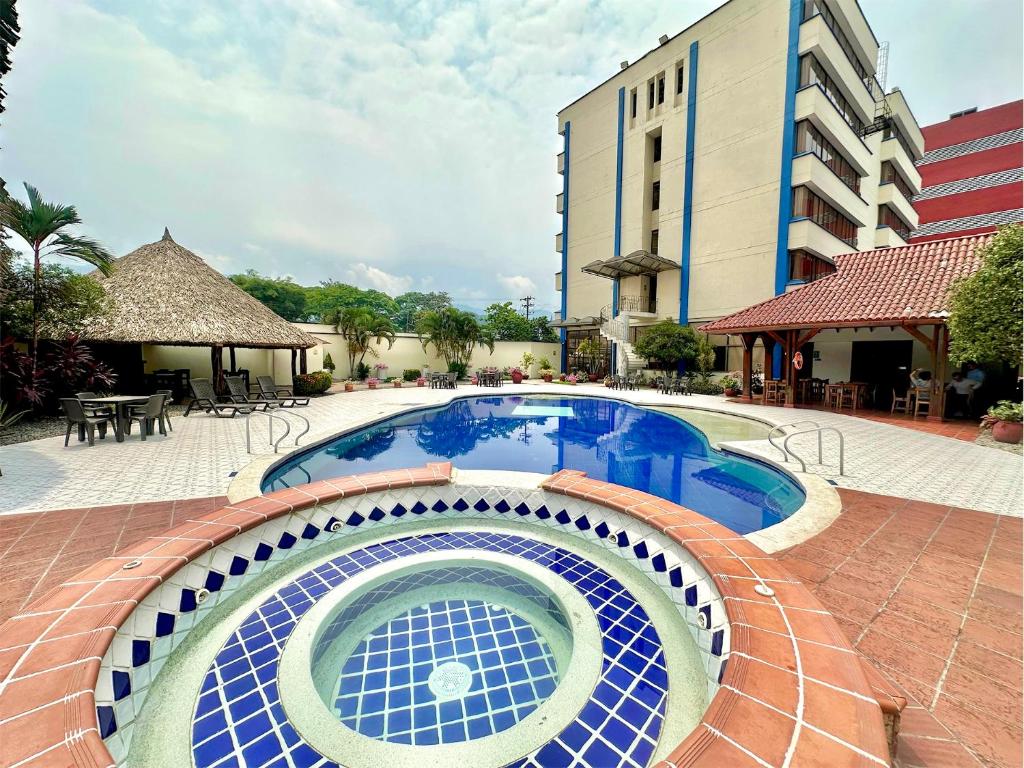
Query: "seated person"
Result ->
[[946, 373, 979, 417], [909, 368, 931, 401]]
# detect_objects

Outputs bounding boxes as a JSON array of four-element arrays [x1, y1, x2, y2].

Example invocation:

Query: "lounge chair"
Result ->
[[255, 375, 310, 406], [61, 398, 115, 446], [183, 379, 259, 418], [224, 376, 274, 410]]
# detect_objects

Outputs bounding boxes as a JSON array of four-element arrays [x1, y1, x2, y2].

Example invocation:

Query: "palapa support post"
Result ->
[[229, 346, 237, 373], [300, 348, 308, 375], [928, 324, 949, 422], [740, 333, 756, 401], [211, 345, 225, 395], [290, 348, 298, 380], [784, 330, 798, 407]]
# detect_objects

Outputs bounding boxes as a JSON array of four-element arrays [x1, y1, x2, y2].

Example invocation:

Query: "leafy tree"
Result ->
[[2, 261, 108, 340], [393, 291, 452, 331], [632, 321, 699, 371], [482, 301, 534, 341], [229, 270, 308, 321], [532, 316, 559, 343], [307, 280, 398, 322], [0, 183, 113, 377], [693, 333, 716, 382], [416, 307, 495, 372], [948, 225, 1023, 367], [0, 0, 19, 195], [325, 306, 396, 377]]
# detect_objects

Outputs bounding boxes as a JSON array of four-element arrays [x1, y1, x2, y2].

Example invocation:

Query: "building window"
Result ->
[[788, 249, 837, 282], [651, 181, 660, 211], [630, 89, 637, 119], [800, 0, 874, 94], [657, 74, 665, 104], [880, 161, 914, 200], [652, 135, 662, 163], [794, 120, 860, 193], [648, 80, 655, 109], [566, 329, 610, 376], [676, 63, 685, 94], [878, 204, 912, 240], [650, 229, 659, 255], [798, 54, 864, 134], [792, 186, 858, 246]]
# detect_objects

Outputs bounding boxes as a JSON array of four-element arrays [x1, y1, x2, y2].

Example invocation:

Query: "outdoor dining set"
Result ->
[[60, 375, 310, 447]]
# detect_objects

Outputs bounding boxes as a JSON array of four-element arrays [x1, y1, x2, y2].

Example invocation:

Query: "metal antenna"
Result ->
[[876, 41, 889, 93]]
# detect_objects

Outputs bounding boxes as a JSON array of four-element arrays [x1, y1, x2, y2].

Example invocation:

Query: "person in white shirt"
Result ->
[[946, 373, 979, 417]]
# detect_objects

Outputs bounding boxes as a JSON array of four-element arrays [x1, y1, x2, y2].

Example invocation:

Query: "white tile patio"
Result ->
[[0, 383, 1020, 516]]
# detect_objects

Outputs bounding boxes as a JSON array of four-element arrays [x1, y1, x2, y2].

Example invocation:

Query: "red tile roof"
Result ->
[[702, 233, 996, 333]]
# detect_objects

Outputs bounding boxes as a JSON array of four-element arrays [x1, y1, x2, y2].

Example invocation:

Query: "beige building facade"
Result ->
[[554, 0, 924, 377]]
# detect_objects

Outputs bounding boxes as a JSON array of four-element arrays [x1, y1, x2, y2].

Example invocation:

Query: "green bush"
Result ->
[[719, 375, 740, 391], [987, 400, 1023, 423], [355, 362, 371, 380], [322, 352, 336, 374], [685, 375, 724, 396], [402, 368, 421, 382], [448, 361, 468, 379], [293, 370, 332, 395]]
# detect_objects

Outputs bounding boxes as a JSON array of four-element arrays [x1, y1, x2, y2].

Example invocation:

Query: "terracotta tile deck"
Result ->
[[780, 489, 1023, 768]]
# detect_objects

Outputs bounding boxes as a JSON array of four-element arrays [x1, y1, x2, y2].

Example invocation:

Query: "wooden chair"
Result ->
[[891, 388, 909, 414], [912, 387, 931, 417]]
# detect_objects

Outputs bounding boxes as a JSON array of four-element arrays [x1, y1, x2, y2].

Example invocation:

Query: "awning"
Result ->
[[550, 315, 601, 328], [581, 250, 681, 280]]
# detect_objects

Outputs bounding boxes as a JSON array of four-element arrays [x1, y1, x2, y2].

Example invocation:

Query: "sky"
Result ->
[[2, 0, 1021, 317]]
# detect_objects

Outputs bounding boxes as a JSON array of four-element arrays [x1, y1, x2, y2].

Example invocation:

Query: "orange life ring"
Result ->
[[793, 351, 804, 370]]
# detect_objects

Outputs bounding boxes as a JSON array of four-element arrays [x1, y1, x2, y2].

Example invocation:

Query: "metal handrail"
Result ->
[[244, 409, 310, 454], [781, 426, 845, 475], [767, 420, 821, 460], [272, 408, 311, 446]]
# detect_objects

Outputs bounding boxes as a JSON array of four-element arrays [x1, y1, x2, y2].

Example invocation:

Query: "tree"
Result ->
[[393, 291, 452, 331], [416, 307, 495, 373], [482, 301, 534, 341], [532, 316, 559, 343], [694, 334, 716, 377], [948, 225, 1023, 367], [307, 280, 398, 322], [0, 183, 113, 377], [632, 321, 699, 371], [1, 261, 108, 340], [0, 0, 20, 194], [229, 270, 309, 321], [326, 306, 396, 377]]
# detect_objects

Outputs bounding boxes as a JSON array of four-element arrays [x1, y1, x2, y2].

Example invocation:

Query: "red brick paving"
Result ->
[[0, 496, 227, 623], [780, 489, 1023, 768], [1, 488, 1020, 767]]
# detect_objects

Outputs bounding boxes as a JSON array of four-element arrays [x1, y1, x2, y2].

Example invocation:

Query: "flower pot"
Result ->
[[542, 374, 552, 382], [724, 388, 738, 397], [417, 379, 426, 387], [604, 381, 613, 388], [393, 381, 402, 388], [471, 377, 479, 385], [559, 375, 566, 382], [993, 420, 1023, 444], [344, 384, 354, 393], [588, 373, 598, 382], [368, 383, 377, 390], [511, 372, 524, 384]]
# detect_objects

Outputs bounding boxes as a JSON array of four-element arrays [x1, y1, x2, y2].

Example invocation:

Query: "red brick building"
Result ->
[[911, 100, 1022, 242]]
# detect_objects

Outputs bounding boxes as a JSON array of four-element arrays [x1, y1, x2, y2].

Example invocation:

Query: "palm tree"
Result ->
[[416, 307, 495, 374], [0, 183, 113, 376], [325, 306, 397, 377]]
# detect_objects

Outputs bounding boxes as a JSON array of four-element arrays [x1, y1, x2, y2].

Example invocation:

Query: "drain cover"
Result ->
[[427, 661, 473, 700]]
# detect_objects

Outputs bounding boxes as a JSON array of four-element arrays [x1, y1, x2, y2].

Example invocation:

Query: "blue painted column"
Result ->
[[679, 41, 699, 325], [560, 122, 571, 372], [772, 0, 803, 379]]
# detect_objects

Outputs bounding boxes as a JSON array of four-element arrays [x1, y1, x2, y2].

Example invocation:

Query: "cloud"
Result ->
[[497, 274, 538, 297], [346, 263, 414, 295]]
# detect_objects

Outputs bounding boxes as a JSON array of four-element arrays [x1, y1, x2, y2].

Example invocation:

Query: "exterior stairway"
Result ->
[[599, 310, 645, 375]]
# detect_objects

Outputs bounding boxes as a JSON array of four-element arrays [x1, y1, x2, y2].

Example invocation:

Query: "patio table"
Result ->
[[80, 396, 149, 442]]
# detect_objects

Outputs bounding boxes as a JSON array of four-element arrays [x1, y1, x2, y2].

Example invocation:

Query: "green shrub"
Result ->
[[402, 368, 420, 382], [719, 375, 739, 391], [987, 400, 1023, 423], [685, 375, 724, 395], [355, 362, 371, 380], [293, 370, 332, 395], [448, 361, 468, 379], [322, 352, 336, 374]]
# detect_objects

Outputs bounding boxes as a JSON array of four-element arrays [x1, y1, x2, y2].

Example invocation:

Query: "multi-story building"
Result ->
[[911, 100, 1023, 242], [553, 0, 924, 376]]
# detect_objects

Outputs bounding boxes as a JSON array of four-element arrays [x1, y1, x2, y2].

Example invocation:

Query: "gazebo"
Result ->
[[702, 234, 995, 421], [79, 229, 320, 393]]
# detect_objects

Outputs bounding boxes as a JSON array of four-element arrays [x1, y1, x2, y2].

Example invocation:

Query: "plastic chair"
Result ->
[[126, 394, 168, 440], [61, 398, 114, 446]]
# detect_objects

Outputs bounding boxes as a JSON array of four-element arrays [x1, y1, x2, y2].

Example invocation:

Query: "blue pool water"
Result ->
[[263, 395, 804, 534]]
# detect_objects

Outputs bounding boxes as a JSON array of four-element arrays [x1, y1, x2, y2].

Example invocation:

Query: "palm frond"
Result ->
[[47, 232, 115, 275]]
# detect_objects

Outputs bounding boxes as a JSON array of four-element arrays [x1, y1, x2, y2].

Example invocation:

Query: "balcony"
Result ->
[[555, 193, 564, 214], [789, 218, 858, 260], [875, 225, 908, 249], [617, 294, 657, 316], [557, 152, 565, 175], [555, 232, 563, 252], [555, 271, 562, 292], [884, 89, 925, 161], [821, 0, 878, 80], [798, 15, 874, 127], [880, 139, 922, 194], [878, 183, 919, 229], [791, 153, 869, 226], [794, 86, 872, 176]]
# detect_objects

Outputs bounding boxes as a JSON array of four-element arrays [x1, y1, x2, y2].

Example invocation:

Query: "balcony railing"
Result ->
[[617, 295, 657, 314]]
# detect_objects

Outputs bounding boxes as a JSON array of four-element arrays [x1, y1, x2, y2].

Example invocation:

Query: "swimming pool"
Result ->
[[263, 395, 804, 534]]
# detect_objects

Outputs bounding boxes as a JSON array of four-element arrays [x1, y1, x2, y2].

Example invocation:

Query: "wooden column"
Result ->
[[290, 348, 298, 379], [761, 334, 777, 399], [210, 345, 225, 394], [784, 329, 798, 407], [928, 324, 949, 422], [740, 333, 756, 401], [300, 347, 308, 375], [228, 346, 237, 373]]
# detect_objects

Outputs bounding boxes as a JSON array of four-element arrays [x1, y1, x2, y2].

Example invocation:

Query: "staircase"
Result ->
[[599, 306, 645, 375]]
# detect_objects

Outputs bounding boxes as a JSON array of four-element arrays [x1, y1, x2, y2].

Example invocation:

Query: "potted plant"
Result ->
[[603, 376, 613, 388], [750, 365, 764, 395], [559, 373, 566, 382], [981, 400, 1023, 444], [393, 378, 402, 388], [367, 377, 379, 390], [416, 376, 426, 387], [510, 367, 524, 384], [520, 352, 535, 380], [471, 375, 480, 385], [538, 357, 553, 382], [343, 379, 355, 393], [566, 374, 578, 385], [720, 375, 740, 397], [373, 362, 388, 379]]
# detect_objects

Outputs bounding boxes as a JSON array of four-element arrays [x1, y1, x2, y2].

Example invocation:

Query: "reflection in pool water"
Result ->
[[264, 396, 804, 534]]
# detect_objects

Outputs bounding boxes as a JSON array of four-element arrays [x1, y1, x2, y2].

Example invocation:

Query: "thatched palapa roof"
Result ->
[[80, 229, 319, 349]]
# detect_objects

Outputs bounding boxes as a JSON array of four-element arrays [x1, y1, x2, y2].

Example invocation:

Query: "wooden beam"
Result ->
[[795, 328, 821, 349], [902, 324, 935, 352], [300, 347, 308, 375], [763, 330, 786, 347], [210, 345, 225, 395], [290, 348, 297, 379], [228, 346, 237, 372]]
